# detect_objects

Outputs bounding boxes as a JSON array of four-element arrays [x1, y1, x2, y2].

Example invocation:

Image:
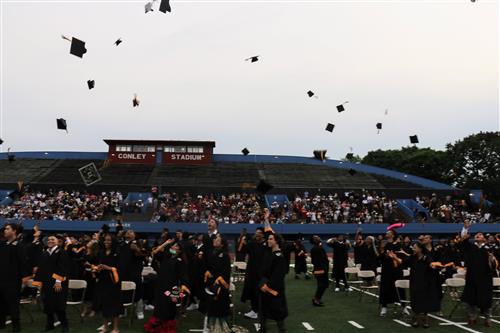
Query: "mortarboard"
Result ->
[[410, 135, 419, 144], [0, 138, 3, 145], [56, 118, 68, 132], [376, 122, 382, 134], [348, 168, 357, 176], [145, 2, 154, 13], [307, 90, 315, 98], [159, 0, 171, 13], [114, 38, 122, 46], [69, 37, 87, 58], [313, 150, 327, 162], [87, 80, 95, 90], [256, 180, 273, 194], [245, 55, 259, 63], [242, 148, 250, 156], [325, 123, 335, 132], [346, 153, 354, 160], [336, 101, 349, 113], [133, 94, 140, 107]]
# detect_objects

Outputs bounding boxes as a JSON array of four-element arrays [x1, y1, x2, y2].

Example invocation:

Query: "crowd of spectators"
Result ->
[[416, 193, 494, 223], [0, 190, 123, 221]]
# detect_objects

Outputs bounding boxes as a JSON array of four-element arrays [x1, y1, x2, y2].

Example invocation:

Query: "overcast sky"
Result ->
[[0, 0, 498, 159]]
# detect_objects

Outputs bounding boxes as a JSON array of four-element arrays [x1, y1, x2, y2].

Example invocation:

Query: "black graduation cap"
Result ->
[[313, 150, 327, 162], [133, 94, 140, 107], [56, 118, 68, 132], [69, 37, 87, 58], [242, 148, 250, 156], [325, 123, 335, 132], [348, 168, 357, 176], [346, 153, 354, 160], [410, 135, 419, 144], [307, 90, 315, 98], [0, 138, 3, 145], [256, 180, 273, 194], [114, 38, 122, 46], [159, 0, 171, 13], [376, 122, 382, 134], [245, 55, 259, 63], [145, 2, 154, 13], [336, 101, 349, 113], [87, 80, 95, 90]]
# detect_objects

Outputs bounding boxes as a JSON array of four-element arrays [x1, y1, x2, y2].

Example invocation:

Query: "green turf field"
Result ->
[[9, 273, 500, 333]]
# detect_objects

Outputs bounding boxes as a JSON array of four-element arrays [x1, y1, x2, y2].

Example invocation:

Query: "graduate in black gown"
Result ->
[[326, 235, 351, 292], [235, 228, 247, 262], [93, 234, 123, 333], [310, 235, 329, 307], [401, 242, 442, 328], [205, 235, 232, 332], [0, 223, 30, 333], [378, 230, 403, 317], [458, 220, 497, 327], [145, 239, 189, 333], [34, 235, 70, 333], [292, 238, 308, 279], [259, 233, 288, 333], [241, 227, 266, 319]]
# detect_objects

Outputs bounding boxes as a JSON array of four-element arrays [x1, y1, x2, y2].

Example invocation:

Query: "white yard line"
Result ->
[[5, 320, 11, 325], [341, 282, 485, 333], [393, 319, 411, 327], [348, 320, 364, 329], [302, 322, 314, 330], [188, 330, 204, 332], [440, 322, 467, 325], [480, 316, 500, 325]]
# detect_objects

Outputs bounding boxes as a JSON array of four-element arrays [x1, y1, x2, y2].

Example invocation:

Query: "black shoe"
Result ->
[[295, 275, 300, 280], [312, 299, 324, 307], [41, 326, 55, 332]]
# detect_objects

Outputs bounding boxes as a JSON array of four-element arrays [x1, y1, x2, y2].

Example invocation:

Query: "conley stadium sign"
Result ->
[[169, 154, 205, 161], [117, 153, 147, 159]]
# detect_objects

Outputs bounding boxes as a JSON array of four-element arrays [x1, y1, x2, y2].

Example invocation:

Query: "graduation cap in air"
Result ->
[[307, 90, 318, 99], [87, 80, 95, 90], [66, 37, 87, 58], [348, 168, 357, 176], [313, 150, 327, 162], [56, 118, 68, 132], [159, 0, 171, 13], [376, 123, 382, 134], [256, 180, 273, 194], [0, 138, 3, 145], [133, 94, 140, 107], [325, 123, 335, 133], [410, 135, 419, 144], [346, 153, 354, 160], [114, 38, 122, 46], [245, 55, 259, 63], [242, 148, 250, 156], [145, 2, 154, 13], [336, 101, 349, 113]]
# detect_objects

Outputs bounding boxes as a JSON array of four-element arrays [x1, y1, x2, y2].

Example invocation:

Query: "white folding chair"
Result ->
[[395, 279, 411, 317], [141, 266, 156, 277], [456, 268, 466, 275], [492, 277, 500, 316], [67, 279, 87, 322], [445, 278, 465, 318], [403, 269, 410, 277], [357, 270, 378, 302], [452, 273, 466, 280], [121, 281, 136, 327], [233, 261, 247, 283], [376, 267, 382, 274], [344, 267, 362, 287]]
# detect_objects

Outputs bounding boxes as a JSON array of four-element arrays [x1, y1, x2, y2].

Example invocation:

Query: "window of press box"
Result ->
[[116, 145, 132, 152], [164, 146, 186, 153], [187, 147, 204, 153], [133, 145, 155, 152]]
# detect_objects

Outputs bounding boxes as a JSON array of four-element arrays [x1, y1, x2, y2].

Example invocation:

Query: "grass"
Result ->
[[12, 272, 500, 333]]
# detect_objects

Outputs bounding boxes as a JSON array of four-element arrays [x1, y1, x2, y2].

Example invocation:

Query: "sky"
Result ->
[[0, 0, 498, 160]]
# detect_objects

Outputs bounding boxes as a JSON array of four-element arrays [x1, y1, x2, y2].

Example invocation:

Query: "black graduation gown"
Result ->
[[191, 244, 206, 301], [378, 242, 403, 306], [327, 241, 349, 279], [241, 239, 267, 302], [93, 250, 123, 318], [153, 254, 188, 321], [458, 239, 494, 309], [34, 246, 70, 313], [235, 235, 247, 262], [405, 255, 441, 314], [355, 243, 378, 273], [82, 254, 98, 303], [293, 242, 308, 275], [310, 244, 329, 289], [206, 250, 231, 318], [259, 250, 288, 322], [118, 241, 144, 301], [66, 243, 85, 280]]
